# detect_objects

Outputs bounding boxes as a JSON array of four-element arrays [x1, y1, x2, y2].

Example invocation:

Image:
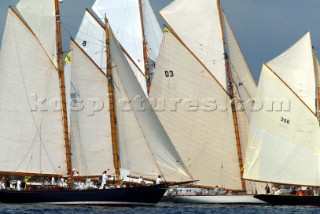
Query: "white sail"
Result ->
[[17, 0, 57, 67], [0, 9, 66, 175], [267, 32, 316, 113], [109, 30, 191, 182], [160, 0, 226, 89], [149, 32, 242, 189], [74, 11, 106, 74], [92, 0, 148, 95], [223, 13, 256, 120], [112, 61, 160, 178], [141, 0, 163, 61], [69, 40, 115, 176], [243, 65, 320, 186]]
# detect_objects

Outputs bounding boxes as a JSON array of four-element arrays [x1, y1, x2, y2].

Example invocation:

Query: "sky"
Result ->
[[0, 0, 319, 83]]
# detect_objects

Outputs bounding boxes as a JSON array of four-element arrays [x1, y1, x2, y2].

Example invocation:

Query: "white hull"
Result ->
[[163, 195, 266, 204]]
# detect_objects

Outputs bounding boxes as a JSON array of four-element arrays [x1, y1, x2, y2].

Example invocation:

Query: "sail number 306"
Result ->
[[280, 117, 290, 124], [165, 70, 174, 77]]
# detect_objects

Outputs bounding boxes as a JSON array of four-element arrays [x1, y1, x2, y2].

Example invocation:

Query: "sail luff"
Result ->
[[54, 0, 72, 184], [217, 0, 245, 191], [138, 0, 151, 94], [105, 16, 121, 181]]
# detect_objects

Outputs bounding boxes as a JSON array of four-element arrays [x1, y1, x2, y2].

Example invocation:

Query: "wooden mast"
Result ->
[[217, 0, 246, 191], [138, 0, 151, 94], [312, 50, 320, 117], [105, 16, 121, 182], [54, 0, 72, 187]]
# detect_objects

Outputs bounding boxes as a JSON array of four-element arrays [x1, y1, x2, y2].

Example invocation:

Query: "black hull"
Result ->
[[0, 184, 167, 206], [254, 194, 320, 206]]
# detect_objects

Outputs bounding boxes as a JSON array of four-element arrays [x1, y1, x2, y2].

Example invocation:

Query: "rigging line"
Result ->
[[70, 54, 89, 175], [62, 22, 106, 45], [112, 72, 131, 170], [12, 11, 45, 167]]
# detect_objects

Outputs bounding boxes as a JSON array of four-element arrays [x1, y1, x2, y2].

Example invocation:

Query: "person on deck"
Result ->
[[156, 175, 162, 185], [16, 180, 21, 191], [138, 176, 145, 185], [100, 171, 108, 189], [274, 188, 281, 195], [265, 184, 270, 194]]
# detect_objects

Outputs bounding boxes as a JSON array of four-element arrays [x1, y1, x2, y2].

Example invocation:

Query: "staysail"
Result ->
[[0, 8, 66, 175]]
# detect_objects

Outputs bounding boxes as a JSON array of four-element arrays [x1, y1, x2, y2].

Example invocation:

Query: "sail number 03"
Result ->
[[280, 117, 290, 124], [165, 70, 174, 77]]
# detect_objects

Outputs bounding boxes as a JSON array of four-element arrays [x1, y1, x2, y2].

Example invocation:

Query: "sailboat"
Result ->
[[243, 32, 320, 206], [148, 0, 265, 204], [0, 0, 191, 205]]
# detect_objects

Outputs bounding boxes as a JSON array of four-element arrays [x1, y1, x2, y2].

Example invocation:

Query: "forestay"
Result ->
[[0, 9, 66, 175], [149, 32, 242, 190]]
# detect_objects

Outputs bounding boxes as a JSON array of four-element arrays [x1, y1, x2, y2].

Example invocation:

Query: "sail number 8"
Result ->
[[165, 70, 174, 77], [280, 117, 290, 124]]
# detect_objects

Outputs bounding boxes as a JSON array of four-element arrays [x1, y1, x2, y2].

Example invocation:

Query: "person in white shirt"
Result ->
[[100, 171, 108, 189], [16, 180, 21, 191], [51, 177, 55, 185], [274, 189, 281, 195], [156, 175, 162, 185]]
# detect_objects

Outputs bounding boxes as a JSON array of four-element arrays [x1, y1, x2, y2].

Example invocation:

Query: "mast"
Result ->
[[54, 0, 72, 186], [138, 0, 151, 94], [105, 16, 121, 181], [217, 0, 246, 191], [312, 50, 320, 118]]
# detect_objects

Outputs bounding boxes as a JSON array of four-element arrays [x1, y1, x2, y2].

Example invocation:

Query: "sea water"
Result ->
[[0, 202, 319, 214]]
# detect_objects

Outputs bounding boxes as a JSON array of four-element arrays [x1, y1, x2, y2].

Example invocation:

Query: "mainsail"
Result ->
[[0, 8, 66, 175], [243, 32, 320, 186], [149, 32, 242, 189]]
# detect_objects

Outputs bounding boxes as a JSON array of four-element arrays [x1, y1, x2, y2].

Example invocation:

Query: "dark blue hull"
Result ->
[[0, 184, 167, 205], [254, 194, 320, 206]]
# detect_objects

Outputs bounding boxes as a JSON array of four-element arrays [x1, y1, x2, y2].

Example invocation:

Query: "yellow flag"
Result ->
[[24, 176, 31, 182], [65, 52, 71, 64], [163, 26, 170, 33]]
